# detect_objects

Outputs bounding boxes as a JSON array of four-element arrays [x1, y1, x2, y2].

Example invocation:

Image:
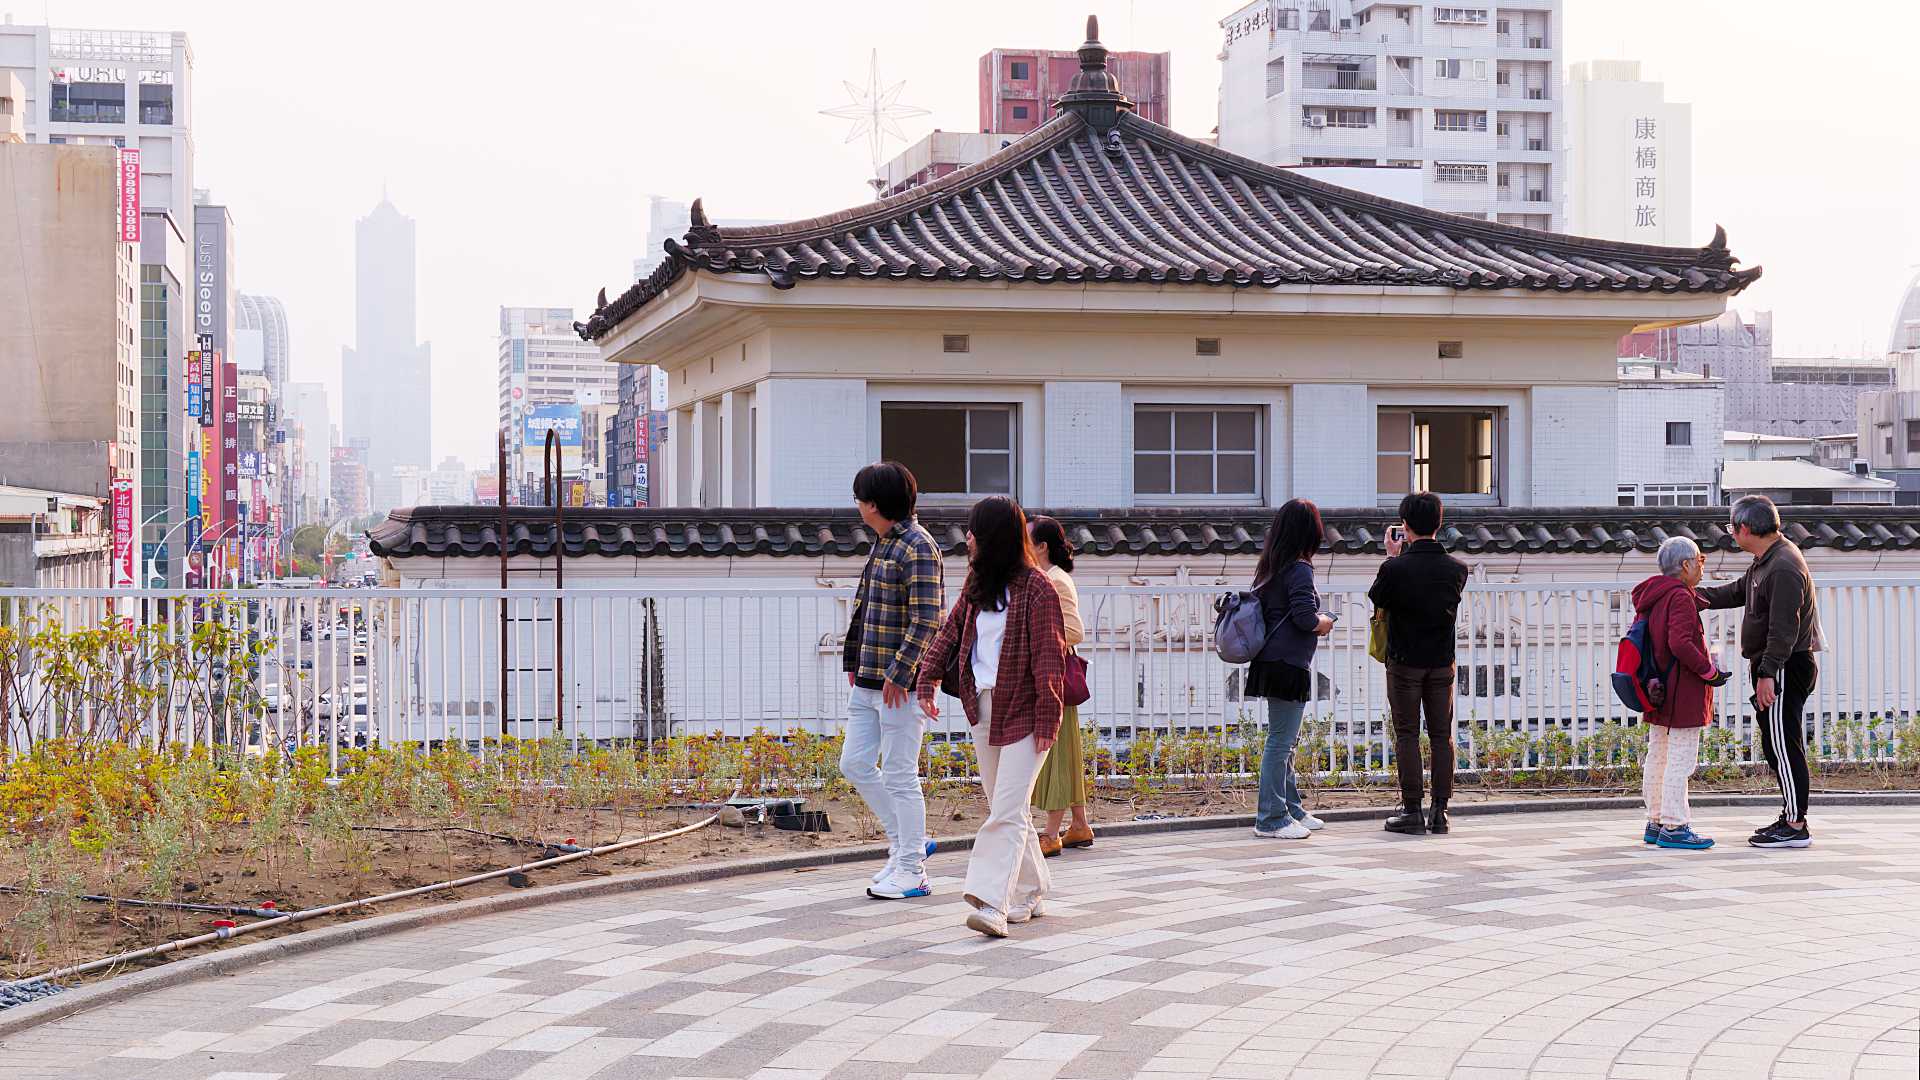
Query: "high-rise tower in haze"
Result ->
[[341, 194, 431, 512]]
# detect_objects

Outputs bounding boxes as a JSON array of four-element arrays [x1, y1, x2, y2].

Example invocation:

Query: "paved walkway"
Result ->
[[6, 807, 1918, 1080]]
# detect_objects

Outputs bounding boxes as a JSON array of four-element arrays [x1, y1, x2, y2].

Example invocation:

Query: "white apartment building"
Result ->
[[1217, 0, 1564, 231], [1567, 60, 1692, 245], [498, 307, 615, 498], [0, 20, 194, 222], [1615, 362, 1722, 507]]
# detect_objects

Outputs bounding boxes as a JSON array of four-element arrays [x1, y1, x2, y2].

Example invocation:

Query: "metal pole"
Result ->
[[497, 429, 509, 739], [544, 428, 564, 735]]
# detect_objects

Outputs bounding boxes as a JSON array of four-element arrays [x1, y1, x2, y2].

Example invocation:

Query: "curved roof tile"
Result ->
[[578, 111, 1759, 341]]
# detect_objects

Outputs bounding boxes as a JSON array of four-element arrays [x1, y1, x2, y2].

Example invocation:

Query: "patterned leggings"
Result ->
[[1642, 725, 1702, 828]]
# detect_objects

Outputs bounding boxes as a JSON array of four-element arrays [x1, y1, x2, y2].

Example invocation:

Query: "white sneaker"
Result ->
[[966, 905, 1009, 938], [1007, 897, 1047, 924], [1253, 819, 1311, 839], [1295, 813, 1326, 832], [866, 866, 932, 900], [870, 851, 899, 886]]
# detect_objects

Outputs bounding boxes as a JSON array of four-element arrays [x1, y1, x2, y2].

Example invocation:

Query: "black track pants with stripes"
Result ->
[[1751, 651, 1817, 823]]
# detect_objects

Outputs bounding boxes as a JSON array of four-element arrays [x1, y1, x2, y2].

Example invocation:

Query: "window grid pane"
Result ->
[[1132, 406, 1260, 498]]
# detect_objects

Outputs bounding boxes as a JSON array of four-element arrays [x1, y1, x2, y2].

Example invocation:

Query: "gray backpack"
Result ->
[[1213, 590, 1281, 664]]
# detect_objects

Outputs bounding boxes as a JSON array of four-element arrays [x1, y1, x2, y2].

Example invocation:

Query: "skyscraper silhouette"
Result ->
[[341, 193, 431, 512]]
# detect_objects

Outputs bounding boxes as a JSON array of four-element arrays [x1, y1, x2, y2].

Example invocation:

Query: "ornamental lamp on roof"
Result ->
[[1053, 15, 1135, 130]]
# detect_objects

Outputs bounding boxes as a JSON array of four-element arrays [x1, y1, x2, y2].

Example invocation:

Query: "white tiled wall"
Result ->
[[760, 378, 868, 506], [1290, 384, 1373, 507], [1618, 383, 1723, 493], [1043, 381, 1127, 506], [1531, 385, 1617, 506]]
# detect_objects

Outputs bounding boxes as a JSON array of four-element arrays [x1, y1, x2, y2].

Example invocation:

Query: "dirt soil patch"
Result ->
[[3, 768, 1913, 994]]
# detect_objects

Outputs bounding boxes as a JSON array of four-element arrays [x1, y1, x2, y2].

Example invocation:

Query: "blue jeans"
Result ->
[[838, 685, 929, 872], [1257, 697, 1307, 832]]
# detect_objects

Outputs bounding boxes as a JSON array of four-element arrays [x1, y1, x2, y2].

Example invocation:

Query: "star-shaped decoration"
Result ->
[[821, 50, 930, 191]]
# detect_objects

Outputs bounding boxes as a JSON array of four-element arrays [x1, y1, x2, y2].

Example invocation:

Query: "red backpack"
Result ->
[[1612, 613, 1674, 713]]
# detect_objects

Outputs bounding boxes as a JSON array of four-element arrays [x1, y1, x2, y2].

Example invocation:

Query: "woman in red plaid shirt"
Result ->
[[917, 496, 1067, 938]]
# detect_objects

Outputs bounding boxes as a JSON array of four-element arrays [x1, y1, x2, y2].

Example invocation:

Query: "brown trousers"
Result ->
[[1386, 663, 1456, 809]]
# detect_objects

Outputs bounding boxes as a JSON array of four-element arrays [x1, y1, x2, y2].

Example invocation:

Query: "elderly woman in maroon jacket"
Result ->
[[917, 496, 1066, 939], [1631, 536, 1731, 850]]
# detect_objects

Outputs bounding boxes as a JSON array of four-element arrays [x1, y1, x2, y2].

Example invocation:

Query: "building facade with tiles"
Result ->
[[578, 19, 1751, 519]]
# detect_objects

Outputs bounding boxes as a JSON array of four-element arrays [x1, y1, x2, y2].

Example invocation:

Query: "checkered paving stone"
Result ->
[[7, 807, 1919, 1079]]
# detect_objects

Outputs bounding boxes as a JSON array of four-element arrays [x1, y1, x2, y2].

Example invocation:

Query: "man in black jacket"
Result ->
[[1697, 494, 1821, 849], [1368, 492, 1471, 836]]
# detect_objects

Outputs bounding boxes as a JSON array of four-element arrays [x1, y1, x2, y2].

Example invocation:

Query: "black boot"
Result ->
[[1427, 801, 1450, 835], [1384, 804, 1427, 835]]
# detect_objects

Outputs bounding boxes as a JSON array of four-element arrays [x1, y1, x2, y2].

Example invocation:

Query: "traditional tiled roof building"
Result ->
[[574, 17, 1755, 519]]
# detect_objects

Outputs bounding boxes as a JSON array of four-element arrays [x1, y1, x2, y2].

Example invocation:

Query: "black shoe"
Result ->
[[1427, 804, 1450, 834], [1384, 808, 1427, 835], [1750, 814, 1788, 839], [1749, 821, 1811, 849]]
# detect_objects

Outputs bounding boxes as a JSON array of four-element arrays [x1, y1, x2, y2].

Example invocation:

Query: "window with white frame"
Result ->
[[1377, 408, 1500, 503], [1434, 6, 1488, 24], [1665, 421, 1693, 447], [1133, 406, 1260, 500], [1636, 484, 1711, 507], [1617, 485, 1637, 507], [1433, 110, 1485, 132], [1436, 162, 1488, 183], [879, 404, 1014, 497]]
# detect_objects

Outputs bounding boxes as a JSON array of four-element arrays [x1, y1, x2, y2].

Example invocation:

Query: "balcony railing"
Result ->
[[49, 104, 126, 124], [2, 582, 1915, 782]]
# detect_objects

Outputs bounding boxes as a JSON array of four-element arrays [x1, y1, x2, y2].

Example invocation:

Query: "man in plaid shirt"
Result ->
[[841, 462, 946, 900]]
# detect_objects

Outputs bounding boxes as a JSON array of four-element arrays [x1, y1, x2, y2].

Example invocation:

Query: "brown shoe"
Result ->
[[1038, 834, 1063, 858], [1062, 823, 1095, 849]]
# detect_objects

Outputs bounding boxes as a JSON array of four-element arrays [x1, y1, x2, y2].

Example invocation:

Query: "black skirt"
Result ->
[[1246, 659, 1311, 702]]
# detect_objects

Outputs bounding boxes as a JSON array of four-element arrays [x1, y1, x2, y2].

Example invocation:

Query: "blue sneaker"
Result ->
[[1655, 825, 1714, 850], [1643, 822, 1659, 845], [925, 837, 938, 860]]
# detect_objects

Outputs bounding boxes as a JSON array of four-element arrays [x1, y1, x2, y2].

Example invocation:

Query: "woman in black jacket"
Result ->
[[1246, 499, 1335, 840]]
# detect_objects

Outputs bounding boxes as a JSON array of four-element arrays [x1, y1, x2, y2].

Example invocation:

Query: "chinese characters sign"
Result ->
[[116, 148, 141, 243], [111, 478, 135, 588], [1631, 116, 1658, 234]]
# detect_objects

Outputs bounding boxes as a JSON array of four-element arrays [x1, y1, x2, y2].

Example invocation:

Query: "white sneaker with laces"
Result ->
[[1295, 813, 1326, 831], [1007, 897, 1047, 924], [966, 905, 1009, 938], [866, 866, 931, 900], [1253, 819, 1312, 839], [870, 850, 898, 886]]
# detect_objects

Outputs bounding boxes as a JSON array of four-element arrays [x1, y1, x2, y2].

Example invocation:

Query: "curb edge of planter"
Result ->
[[4, 790, 1916, 1037]]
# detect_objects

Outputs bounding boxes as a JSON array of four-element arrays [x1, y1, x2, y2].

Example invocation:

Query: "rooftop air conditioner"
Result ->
[[1853, 460, 1872, 476], [1306, 115, 1327, 127]]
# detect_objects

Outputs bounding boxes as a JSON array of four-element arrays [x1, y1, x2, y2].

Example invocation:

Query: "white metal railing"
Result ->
[[1, 582, 1915, 781]]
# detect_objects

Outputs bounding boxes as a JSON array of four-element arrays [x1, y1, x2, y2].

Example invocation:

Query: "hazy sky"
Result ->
[[37, 0, 1920, 467]]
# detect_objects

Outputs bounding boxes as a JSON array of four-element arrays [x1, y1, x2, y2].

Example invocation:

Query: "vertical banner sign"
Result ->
[[116, 148, 141, 243], [633, 413, 651, 507], [185, 444, 201, 518], [647, 365, 669, 411], [634, 462, 649, 507], [198, 336, 216, 428], [221, 349, 239, 563], [186, 350, 203, 419], [111, 477, 135, 587]]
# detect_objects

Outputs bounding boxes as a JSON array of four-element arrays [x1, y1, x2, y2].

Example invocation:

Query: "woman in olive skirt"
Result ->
[[1029, 516, 1090, 857]]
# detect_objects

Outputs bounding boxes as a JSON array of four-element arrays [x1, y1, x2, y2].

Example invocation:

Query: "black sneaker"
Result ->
[[1749, 821, 1811, 849]]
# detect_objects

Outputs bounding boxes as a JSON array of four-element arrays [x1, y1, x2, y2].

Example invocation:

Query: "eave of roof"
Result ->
[[577, 101, 1759, 342], [370, 506, 1920, 562]]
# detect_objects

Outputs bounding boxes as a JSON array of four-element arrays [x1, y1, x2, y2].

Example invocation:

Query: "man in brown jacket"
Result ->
[[1698, 495, 1820, 849]]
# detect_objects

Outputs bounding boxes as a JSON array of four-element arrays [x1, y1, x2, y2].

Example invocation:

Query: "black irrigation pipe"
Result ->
[[0, 886, 283, 920]]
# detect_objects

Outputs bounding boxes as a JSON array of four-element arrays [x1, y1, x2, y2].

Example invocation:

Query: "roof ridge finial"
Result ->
[[685, 197, 721, 247], [1055, 13, 1134, 129]]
